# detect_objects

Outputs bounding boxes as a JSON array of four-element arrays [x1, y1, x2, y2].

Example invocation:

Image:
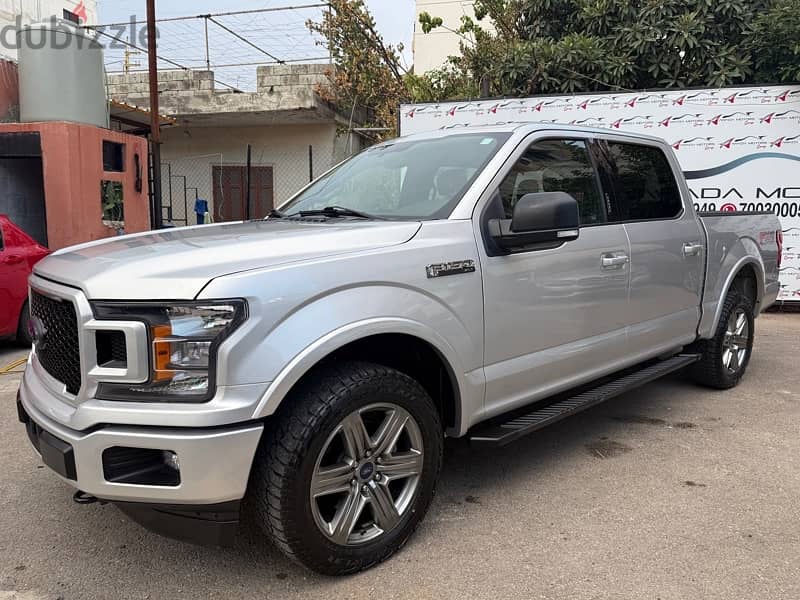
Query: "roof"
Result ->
[[108, 99, 176, 135]]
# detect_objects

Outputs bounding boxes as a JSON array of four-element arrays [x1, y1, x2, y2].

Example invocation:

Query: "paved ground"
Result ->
[[1, 314, 799, 600]]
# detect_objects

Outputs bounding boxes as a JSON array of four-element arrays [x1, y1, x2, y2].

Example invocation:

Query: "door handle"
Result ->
[[682, 242, 703, 257], [601, 254, 629, 268], [4, 254, 23, 265]]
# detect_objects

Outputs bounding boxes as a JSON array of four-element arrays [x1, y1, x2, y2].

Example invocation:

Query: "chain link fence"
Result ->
[[159, 133, 363, 226]]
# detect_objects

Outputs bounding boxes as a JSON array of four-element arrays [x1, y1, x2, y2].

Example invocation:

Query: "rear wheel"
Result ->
[[250, 361, 443, 575], [690, 290, 754, 389], [16, 301, 32, 347]]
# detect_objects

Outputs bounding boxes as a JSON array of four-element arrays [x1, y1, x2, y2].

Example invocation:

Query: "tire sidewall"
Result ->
[[715, 294, 755, 387], [284, 367, 442, 573]]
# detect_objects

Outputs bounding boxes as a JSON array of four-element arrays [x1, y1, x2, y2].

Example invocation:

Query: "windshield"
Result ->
[[280, 132, 511, 220]]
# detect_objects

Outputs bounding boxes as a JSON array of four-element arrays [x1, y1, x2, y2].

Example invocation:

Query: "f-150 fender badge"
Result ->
[[426, 260, 476, 279]]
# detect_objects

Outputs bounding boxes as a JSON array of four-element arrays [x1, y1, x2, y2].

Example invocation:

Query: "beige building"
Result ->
[[413, 0, 483, 73], [107, 65, 364, 224], [0, 0, 97, 61]]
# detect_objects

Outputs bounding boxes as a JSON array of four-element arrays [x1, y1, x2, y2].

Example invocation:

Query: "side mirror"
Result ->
[[488, 192, 580, 251]]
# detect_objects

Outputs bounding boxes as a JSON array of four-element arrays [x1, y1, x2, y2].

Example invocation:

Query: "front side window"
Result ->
[[280, 133, 510, 220], [606, 142, 682, 221], [496, 139, 604, 225]]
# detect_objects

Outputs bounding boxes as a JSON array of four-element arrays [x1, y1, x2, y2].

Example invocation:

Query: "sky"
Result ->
[[95, 0, 416, 78]]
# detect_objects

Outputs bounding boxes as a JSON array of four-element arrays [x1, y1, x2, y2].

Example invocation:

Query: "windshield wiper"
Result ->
[[289, 205, 384, 220]]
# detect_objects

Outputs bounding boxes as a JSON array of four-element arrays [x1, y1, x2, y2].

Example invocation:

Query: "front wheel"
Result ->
[[250, 361, 443, 575], [690, 290, 754, 389]]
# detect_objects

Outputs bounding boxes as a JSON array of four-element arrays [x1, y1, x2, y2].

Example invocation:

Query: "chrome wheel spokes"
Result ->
[[722, 308, 750, 373]]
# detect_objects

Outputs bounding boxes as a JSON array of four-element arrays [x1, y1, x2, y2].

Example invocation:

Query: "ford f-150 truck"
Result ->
[[18, 124, 781, 575]]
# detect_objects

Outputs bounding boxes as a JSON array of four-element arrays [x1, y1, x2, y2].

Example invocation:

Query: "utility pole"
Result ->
[[147, 0, 163, 229]]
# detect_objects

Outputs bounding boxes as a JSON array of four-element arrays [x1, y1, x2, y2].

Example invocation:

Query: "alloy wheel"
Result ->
[[310, 403, 424, 546], [722, 308, 750, 373]]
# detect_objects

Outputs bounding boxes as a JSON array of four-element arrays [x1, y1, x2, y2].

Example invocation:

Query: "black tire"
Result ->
[[250, 361, 443, 576], [689, 290, 754, 389], [16, 301, 32, 347]]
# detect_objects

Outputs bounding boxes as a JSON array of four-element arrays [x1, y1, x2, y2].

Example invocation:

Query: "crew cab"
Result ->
[[0, 215, 49, 345], [17, 125, 781, 575]]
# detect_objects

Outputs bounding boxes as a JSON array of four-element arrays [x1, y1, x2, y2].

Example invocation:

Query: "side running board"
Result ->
[[469, 353, 701, 447]]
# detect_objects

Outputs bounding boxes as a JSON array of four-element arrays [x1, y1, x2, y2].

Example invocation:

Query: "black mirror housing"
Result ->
[[489, 192, 581, 252]]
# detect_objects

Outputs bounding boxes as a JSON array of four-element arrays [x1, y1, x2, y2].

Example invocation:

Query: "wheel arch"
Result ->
[[251, 320, 472, 436], [704, 257, 764, 338]]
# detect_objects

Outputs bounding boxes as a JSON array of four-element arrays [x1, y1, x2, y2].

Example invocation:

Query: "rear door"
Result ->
[[479, 135, 632, 419], [599, 139, 704, 355]]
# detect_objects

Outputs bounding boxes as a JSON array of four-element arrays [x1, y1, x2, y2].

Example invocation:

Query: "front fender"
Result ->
[[244, 284, 484, 435]]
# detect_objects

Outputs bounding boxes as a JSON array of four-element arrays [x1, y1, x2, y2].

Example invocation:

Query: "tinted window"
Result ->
[[606, 142, 682, 221], [282, 133, 510, 220], [497, 139, 603, 225]]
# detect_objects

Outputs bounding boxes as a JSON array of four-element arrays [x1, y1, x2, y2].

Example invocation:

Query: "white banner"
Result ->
[[400, 85, 800, 301]]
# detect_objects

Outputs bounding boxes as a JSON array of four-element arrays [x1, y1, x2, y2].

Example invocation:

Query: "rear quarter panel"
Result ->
[[697, 212, 781, 338]]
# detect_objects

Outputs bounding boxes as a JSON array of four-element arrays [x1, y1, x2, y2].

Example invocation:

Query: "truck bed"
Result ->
[[696, 210, 781, 338]]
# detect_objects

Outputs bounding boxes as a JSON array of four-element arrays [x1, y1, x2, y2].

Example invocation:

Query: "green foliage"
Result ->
[[101, 180, 124, 223], [308, 0, 408, 138], [310, 0, 799, 134], [422, 0, 799, 96], [750, 0, 800, 82]]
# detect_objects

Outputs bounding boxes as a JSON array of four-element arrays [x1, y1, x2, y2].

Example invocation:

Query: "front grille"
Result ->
[[30, 291, 82, 395]]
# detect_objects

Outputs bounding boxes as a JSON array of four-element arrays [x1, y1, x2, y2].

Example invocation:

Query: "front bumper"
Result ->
[[18, 388, 263, 506]]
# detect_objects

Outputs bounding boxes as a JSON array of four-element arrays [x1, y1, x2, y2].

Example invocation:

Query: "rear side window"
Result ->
[[606, 142, 682, 221], [496, 139, 604, 225]]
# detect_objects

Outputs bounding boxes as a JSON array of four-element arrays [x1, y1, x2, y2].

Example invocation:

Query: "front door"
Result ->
[[212, 165, 274, 222], [478, 136, 632, 419], [600, 139, 704, 355]]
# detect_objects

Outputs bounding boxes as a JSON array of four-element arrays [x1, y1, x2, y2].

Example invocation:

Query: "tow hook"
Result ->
[[73, 490, 106, 505]]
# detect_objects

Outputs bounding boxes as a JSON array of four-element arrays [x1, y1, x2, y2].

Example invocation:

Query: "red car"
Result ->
[[0, 215, 49, 345]]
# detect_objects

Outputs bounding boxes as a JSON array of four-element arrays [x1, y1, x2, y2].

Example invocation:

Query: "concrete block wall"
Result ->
[[256, 64, 328, 93], [106, 70, 215, 99], [106, 65, 331, 116]]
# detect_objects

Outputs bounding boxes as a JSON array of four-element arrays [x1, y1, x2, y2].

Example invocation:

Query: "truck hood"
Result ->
[[34, 220, 421, 299]]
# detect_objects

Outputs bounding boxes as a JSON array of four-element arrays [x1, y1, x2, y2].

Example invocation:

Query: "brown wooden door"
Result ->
[[212, 165, 274, 222]]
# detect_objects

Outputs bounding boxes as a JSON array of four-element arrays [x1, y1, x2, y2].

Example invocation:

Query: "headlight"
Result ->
[[92, 300, 247, 402]]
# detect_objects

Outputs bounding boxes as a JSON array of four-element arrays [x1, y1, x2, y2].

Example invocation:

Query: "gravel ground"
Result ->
[[1, 313, 798, 600]]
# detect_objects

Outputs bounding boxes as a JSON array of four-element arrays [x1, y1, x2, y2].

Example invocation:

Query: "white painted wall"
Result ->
[[413, 0, 484, 73], [159, 122, 362, 223], [0, 0, 97, 61]]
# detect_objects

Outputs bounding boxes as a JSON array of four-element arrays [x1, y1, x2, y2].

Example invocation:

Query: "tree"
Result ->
[[420, 0, 799, 96], [308, 0, 477, 138], [307, 0, 407, 139], [750, 0, 800, 82]]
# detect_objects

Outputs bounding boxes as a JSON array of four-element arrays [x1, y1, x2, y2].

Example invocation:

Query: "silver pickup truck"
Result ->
[[18, 124, 782, 575]]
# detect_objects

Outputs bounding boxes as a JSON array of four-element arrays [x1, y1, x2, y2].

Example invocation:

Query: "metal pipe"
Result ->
[[204, 16, 210, 71], [146, 0, 163, 229], [308, 145, 313, 182], [245, 144, 252, 221]]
